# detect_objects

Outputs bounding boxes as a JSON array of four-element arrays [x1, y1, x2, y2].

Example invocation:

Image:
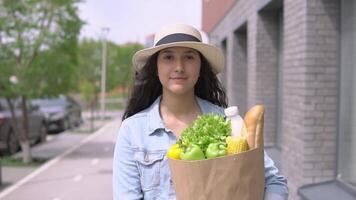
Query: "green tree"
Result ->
[[0, 0, 83, 163], [109, 43, 143, 92], [76, 38, 101, 131], [77, 39, 101, 116], [77, 39, 143, 106]]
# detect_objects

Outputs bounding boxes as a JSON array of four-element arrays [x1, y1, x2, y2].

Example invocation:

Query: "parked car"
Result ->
[[31, 95, 83, 133], [0, 99, 47, 155]]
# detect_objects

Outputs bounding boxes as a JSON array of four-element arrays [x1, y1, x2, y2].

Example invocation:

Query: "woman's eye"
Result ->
[[163, 55, 173, 60], [186, 55, 195, 60]]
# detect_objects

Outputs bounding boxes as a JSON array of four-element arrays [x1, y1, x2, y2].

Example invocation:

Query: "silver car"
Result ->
[[0, 99, 47, 154], [31, 95, 83, 133]]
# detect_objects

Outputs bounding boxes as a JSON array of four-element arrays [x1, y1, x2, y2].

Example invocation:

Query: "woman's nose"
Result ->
[[174, 59, 184, 72]]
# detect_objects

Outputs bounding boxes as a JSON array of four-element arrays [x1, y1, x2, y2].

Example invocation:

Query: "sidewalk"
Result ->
[[0, 110, 122, 194]]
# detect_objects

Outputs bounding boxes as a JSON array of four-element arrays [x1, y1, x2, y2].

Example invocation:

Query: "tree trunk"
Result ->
[[20, 96, 32, 164], [6, 98, 25, 142], [6, 97, 32, 163], [19, 140, 32, 163]]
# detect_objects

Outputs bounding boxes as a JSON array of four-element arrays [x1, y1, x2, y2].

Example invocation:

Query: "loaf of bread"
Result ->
[[243, 105, 265, 149]]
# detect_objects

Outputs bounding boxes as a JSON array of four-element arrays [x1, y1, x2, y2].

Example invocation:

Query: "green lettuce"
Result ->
[[178, 114, 231, 153]]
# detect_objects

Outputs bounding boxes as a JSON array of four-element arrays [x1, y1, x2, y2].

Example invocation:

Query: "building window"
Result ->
[[339, 0, 356, 187], [258, 0, 284, 148], [232, 23, 248, 114]]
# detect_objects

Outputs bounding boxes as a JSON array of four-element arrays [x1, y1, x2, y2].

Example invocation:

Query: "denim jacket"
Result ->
[[113, 96, 288, 200]]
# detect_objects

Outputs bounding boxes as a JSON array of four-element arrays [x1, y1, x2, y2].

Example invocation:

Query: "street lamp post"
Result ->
[[100, 27, 110, 120]]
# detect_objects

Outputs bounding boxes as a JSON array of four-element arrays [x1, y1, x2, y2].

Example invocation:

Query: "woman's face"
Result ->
[[157, 47, 201, 95]]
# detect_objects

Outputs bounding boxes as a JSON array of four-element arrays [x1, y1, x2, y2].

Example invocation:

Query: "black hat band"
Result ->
[[155, 33, 201, 46]]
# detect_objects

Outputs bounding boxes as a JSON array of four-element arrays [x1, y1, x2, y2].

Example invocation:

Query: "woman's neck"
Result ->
[[160, 92, 201, 117], [159, 92, 202, 137]]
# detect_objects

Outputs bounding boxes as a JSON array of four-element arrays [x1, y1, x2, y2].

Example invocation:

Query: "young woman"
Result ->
[[113, 24, 288, 200]]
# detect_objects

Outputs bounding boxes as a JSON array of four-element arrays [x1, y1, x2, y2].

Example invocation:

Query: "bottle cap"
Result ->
[[224, 106, 239, 117]]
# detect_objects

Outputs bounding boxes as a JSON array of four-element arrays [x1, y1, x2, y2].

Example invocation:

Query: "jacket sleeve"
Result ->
[[113, 121, 143, 200], [263, 151, 289, 200]]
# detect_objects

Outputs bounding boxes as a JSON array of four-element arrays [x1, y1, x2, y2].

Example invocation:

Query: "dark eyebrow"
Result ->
[[160, 50, 174, 54], [185, 50, 199, 55]]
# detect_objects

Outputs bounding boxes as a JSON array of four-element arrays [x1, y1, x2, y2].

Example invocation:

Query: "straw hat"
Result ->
[[132, 24, 224, 74]]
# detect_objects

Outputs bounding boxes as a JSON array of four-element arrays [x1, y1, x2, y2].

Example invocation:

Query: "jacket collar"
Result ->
[[147, 96, 165, 135]]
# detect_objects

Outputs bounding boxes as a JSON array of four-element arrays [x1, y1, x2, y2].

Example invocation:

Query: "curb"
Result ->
[[0, 119, 119, 199]]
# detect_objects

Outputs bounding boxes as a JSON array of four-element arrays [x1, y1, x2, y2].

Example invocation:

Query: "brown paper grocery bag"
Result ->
[[168, 148, 264, 200], [168, 105, 265, 200]]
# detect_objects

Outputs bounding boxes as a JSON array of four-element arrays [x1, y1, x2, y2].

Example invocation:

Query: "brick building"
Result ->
[[202, 0, 356, 199]]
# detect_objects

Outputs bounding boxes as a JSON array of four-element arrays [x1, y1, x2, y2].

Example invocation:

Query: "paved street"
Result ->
[[0, 117, 121, 200]]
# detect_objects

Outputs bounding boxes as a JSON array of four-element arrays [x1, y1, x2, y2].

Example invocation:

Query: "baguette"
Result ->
[[244, 105, 265, 149]]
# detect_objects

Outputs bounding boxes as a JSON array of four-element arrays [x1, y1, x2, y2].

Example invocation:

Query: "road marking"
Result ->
[[91, 158, 99, 165], [73, 174, 83, 182], [0, 119, 121, 199]]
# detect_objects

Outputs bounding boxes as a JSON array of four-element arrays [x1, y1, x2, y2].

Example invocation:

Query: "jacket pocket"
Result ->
[[134, 151, 165, 191]]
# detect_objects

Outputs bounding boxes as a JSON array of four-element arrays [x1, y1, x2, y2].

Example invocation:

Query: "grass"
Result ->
[[83, 98, 127, 112], [105, 96, 127, 110], [0, 156, 48, 167], [107, 92, 129, 99], [105, 102, 126, 110]]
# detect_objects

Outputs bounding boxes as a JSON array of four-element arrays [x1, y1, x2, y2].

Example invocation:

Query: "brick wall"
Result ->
[[283, 0, 308, 198], [207, 0, 341, 199], [283, 1, 339, 198], [303, 0, 339, 183]]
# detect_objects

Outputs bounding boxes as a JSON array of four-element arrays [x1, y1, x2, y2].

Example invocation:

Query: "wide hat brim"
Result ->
[[132, 41, 225, 74]]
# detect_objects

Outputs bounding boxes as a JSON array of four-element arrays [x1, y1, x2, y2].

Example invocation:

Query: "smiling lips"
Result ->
[[170, 77, 187, 80], [170, 77, 188, 84]]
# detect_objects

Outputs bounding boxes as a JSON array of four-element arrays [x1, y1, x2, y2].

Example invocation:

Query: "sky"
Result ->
[[78, 0, 202, 45]]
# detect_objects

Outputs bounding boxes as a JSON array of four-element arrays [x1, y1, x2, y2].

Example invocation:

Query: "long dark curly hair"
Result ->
[[122, 51, 228, 120]]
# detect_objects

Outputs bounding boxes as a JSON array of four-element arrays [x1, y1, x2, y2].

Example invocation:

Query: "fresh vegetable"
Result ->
[[205, 143, 227, 159], [178, 114, 231, 154], [180, 144, 205, 160], [226, 136, 249, 154], [167, 144, 183, 159]]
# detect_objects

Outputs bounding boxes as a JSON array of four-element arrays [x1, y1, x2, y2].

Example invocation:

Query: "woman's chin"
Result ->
[[168, 85, 193, 95]]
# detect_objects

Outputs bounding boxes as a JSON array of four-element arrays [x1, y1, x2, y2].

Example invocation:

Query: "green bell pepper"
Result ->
[[180, 144, 205, 160], [205, 143, 227, 159]]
